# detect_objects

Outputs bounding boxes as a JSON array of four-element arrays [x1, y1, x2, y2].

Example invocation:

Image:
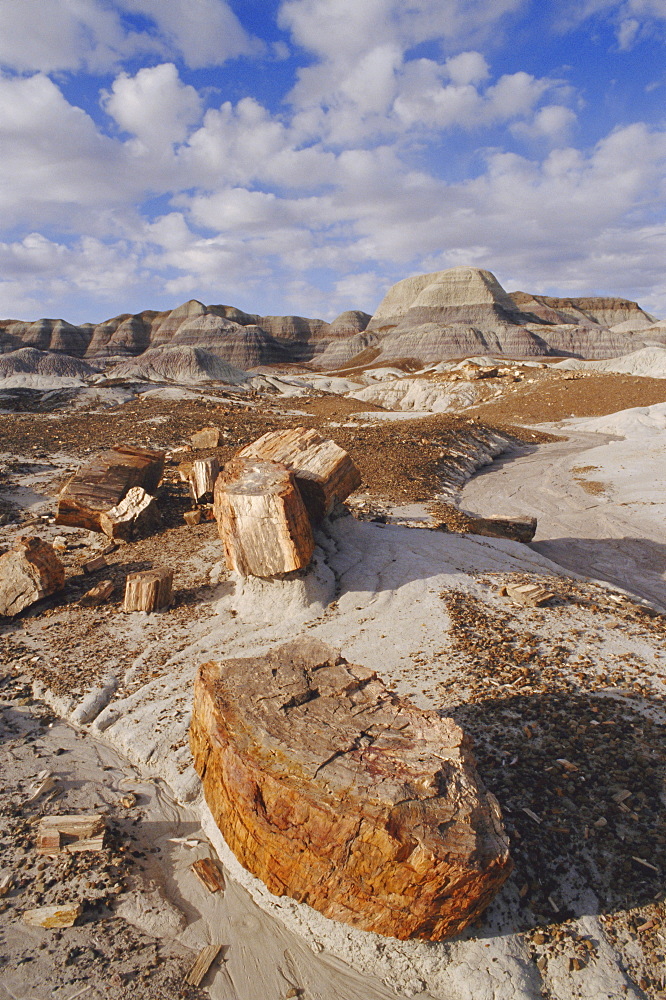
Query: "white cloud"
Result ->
[[445, 51, 490, 86], [0, 0, 258, 74], [0, 73, 135, 229], [115, 0, 262, 67], [103, 64, 203, 151], [511, 104, 578, 142], [558, 1, 666, 47]]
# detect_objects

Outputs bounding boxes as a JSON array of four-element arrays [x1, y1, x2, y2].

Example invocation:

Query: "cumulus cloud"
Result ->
[[0, 73, 135, 229], [103, 64, 203, 151], [0, 0, 258, 74]]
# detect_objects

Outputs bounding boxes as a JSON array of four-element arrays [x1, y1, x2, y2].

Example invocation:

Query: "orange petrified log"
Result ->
[[213, 457, 314, 577], [237, 427, 361, 522], [190, 640, 512, 941], [56, 445, 164, 532]]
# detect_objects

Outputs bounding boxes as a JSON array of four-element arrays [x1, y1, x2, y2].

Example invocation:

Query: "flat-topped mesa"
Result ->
[[190, 640, 512, 941], [237, 427, 361, 523], [55, 445, 164, 533], [213, 457, 314, 577]]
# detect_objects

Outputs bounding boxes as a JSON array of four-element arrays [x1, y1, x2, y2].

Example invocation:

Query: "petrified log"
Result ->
[[98, 486, 162, 541], [238, 427, 361, 522], [123, 567, 173, 612], [189, 457, 220, 502], [190, 640, 512, 940], [56, 445, 164, 532], [23, 903, 82, 928], [79, 579, 115, 607], [37, 814, 105, 854], [213, 458, 314, 577], [467, 514, 537, 543], [191, 426, 221, 449], [0, 536, 65, 617]]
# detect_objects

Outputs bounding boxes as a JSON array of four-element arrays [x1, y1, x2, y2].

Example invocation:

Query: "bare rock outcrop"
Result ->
[[190, 639, 512, 940], [213, 458, 314, 576], [237, 426, 361, 522], [56, 446, 164, 532], [0, 536, 65, 616]]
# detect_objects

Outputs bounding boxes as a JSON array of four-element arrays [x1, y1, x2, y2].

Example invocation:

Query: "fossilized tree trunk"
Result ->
[[0, 537, 65, 617], [213, 458, 314, 577], [56, 445, 164, 532], [98, 486, 162, 541], [123, 567, 173, 612], [189, 457, 220, 502], [238, 427, 361, 522], [190, 640, 512, 941]]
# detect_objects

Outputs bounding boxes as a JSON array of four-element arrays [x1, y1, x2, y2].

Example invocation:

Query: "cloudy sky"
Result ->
[[0, 0, 665, 323]]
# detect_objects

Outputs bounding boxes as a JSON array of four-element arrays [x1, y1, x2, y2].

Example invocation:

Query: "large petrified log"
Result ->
[[190, 640, 512, 940], [0, 536, 65, 617], [56, 445, 164, 532], [237, 427, 361, 522], [213, 458, 314, 577]]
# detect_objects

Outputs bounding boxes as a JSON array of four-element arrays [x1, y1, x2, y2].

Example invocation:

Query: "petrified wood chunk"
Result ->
[[0, 536, 65, 617], [190, 640, 512, 940], [213, 458, 314, 577], [468, 514, 537, 543], [191, 426, 221, 449], [56, 445, 164, 532], [98, 486, 162, 541], [189, 457, 220, 502], [123, 567, 173, 612], [238, 427, 361, 522]]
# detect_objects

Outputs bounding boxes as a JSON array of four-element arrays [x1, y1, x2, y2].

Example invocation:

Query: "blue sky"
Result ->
[[0, 0, 664, 324]]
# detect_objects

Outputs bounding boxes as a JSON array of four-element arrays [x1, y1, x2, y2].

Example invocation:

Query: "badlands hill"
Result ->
[[1, 266, 663, 371]]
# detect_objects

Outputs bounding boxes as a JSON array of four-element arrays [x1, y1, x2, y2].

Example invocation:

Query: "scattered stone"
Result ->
[[185, 944, 223, 987], [78, 579, 115, 608], [0, 873, 14, 897], [500, 582, 554, 606], [213, 458, 314, 577], [191, 426, 221, 449], [238, 426, 361, 522], [183, 509, 202, 526], [55, 445, 164, 532], [191, 858, 225, 893], [23, 903, 83, 928], [98, 486, 162, 541], [191, 639, 512, 940], [123, 567, 173, 612], [0, 536, 65, 617], [37, 815, 106, 854], [189, 457, 220, 502]]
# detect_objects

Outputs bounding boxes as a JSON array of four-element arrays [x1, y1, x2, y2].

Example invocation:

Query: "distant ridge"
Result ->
[[1, 267, 663, 369]]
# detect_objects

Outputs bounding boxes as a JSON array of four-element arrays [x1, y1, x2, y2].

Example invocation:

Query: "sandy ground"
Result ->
[[1, 368, 665, 1000], [460, 404, 666, 611]]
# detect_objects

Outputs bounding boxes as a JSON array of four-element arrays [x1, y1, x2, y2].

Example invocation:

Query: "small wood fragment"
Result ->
[[0, 873, 13, 897], [183, 510, 202, 526], [25, 770, 57, 804], [185, 944, 223, 987], [23, 902, 82, 928], [191, 858, 225, 893], [82, 555, 107, 575], [123, 567, 173, 612], [37, 814, 105, 855], [500, 582, 554, 607], [191, 427, 221, 449], [79, 579, 115, 608]]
